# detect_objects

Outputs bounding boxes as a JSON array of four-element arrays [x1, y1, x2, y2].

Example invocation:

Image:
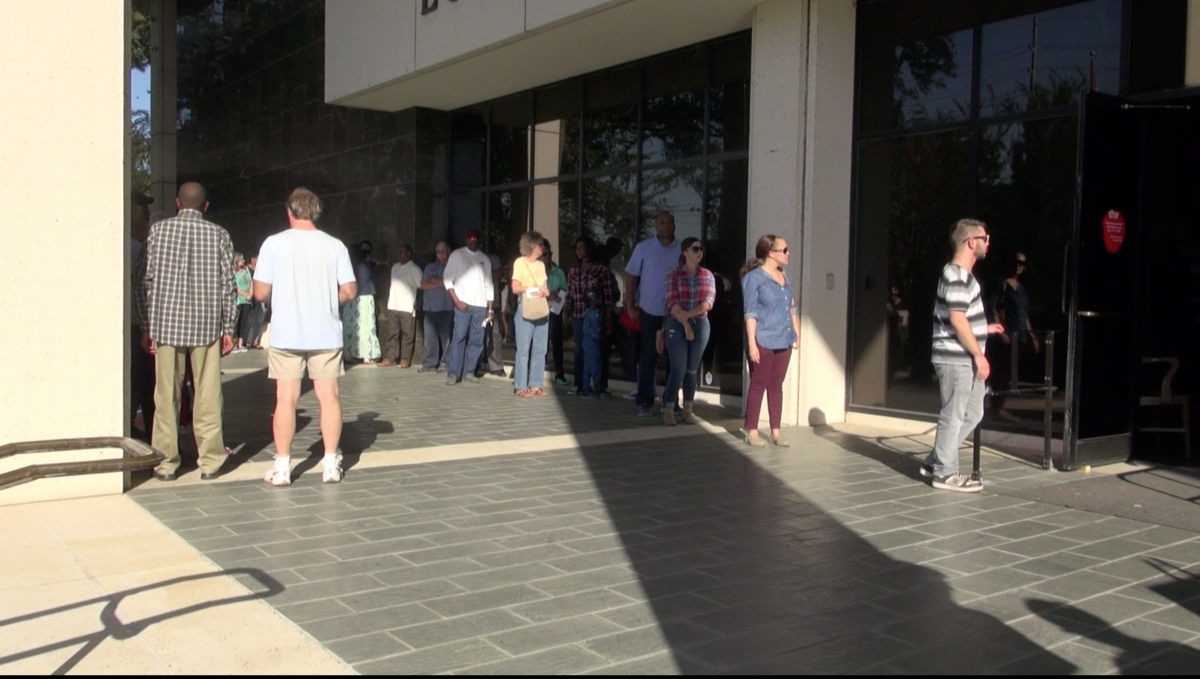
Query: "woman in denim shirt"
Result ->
[[741, 234, 801, 447]]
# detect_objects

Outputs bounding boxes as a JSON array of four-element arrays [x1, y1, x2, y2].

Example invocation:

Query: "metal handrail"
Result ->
[[972, 330, 1059, 479], [0, 437, 164, 492]]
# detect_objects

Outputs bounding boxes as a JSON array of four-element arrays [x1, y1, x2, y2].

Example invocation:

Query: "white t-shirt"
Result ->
[[387, 260, 424, 314], [253, 229, 355, 351], [443, 247, 494, 308]]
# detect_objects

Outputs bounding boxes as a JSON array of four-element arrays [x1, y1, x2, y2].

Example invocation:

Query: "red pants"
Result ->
[[745, 345, 791, 431]]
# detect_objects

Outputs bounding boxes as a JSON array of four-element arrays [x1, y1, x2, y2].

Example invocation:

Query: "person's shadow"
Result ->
[[1025, 592, 1200, 673], [292, 411, 394, 480], [222, 408, 313, 474]]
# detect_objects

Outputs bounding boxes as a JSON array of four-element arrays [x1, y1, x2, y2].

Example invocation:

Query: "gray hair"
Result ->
[[518, 231, 545, 256], [287, 187, 322, 222]]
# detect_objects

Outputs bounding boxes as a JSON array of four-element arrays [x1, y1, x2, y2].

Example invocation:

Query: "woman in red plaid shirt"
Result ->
[[662, 236, 716, 426]]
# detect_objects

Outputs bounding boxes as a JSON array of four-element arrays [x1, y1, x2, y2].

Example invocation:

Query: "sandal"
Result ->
[[530, 388, 548, 396], [515, 389, 534, 398]]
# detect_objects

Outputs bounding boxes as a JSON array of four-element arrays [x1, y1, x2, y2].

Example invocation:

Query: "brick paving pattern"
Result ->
[[133, 358, 1200, 674]]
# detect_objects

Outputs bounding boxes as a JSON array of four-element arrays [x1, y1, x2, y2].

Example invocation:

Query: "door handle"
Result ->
[[1077, 311, 1139, 319]]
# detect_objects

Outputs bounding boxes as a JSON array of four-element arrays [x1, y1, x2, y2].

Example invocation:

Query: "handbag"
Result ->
[[518, 258, 550, 321]]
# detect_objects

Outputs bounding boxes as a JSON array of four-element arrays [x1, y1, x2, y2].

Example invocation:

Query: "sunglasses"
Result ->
[[771, 247, 789, 255], [687, 245, 704, 253], [1016, 260, 1027, 266], [965, 234, 991, 245]]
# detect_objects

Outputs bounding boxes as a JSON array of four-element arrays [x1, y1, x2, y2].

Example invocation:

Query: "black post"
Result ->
[[1043, 331, 1055, 470]]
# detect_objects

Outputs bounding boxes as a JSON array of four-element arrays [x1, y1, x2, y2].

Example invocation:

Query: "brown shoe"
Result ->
[[399, 360, 411, 369], [376, 360, 396, 368]]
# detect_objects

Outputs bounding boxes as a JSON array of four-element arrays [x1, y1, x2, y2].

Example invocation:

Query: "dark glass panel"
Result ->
[[451, 105, 487, 189], [851, 131, 972, 412], [974, 117, 1076, 429], [535, 80, 582, 178], [1128, 0, 1188, 94], [584, 66, 639, 171], [582, 172, 637, 252], [858, 0, 977, 134], [704, 158, 749, 396], [641, 165, 704, 244], [709, 35, 751, 154], [979, 0, 1121, 118], [490, 94, 532, 186], [449, 190, 484, 248], [488, 188, 529, 263], [532, 181, 580, 269], [642, 46, 707, 164]]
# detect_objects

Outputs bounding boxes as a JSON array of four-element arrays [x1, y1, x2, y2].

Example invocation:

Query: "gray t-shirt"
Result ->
[[932, 263, 988, 366], [422, 261, 452, 313]]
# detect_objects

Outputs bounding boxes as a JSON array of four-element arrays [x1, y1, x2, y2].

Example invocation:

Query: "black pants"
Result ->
[[236, 305, 254, 346], [549, 313, 565, 380], [130, 326, 156, 438]]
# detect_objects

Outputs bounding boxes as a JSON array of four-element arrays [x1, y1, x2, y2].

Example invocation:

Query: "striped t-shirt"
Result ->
[[931, 263, 988, 366]]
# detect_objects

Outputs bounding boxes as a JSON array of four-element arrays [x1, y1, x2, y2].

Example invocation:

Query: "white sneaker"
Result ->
[[264, 456, 291, 486], [932, 473, 983, 493], [322, 452, 343, 484]]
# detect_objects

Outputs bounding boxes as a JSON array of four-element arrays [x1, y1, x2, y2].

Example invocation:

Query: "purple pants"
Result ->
[[745, 345, 791, 431]]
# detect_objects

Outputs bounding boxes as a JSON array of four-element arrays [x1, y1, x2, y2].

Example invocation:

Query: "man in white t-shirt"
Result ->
[[380, 244, 423, 368], [442, 228, 494, 385], [252, 188, 357, 486]]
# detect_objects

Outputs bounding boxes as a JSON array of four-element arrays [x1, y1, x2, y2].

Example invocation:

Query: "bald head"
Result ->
[[177, 182, 208, 211]]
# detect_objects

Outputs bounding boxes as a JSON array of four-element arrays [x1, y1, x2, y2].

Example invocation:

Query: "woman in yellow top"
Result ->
[[510, 231, 550, 397]]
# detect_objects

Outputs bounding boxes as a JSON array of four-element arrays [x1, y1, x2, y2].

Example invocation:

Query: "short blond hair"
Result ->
[[287, 187, 322, 222], [519, 230, 545, 256]]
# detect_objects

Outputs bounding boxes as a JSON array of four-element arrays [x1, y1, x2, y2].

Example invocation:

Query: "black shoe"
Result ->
[[200, 472, 220, 481], [153, 471, 177, 482], [489, 370, 507, 377]]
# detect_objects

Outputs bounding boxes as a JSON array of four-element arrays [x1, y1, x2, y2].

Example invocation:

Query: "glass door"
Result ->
[[1061, 91, 1142, 470]]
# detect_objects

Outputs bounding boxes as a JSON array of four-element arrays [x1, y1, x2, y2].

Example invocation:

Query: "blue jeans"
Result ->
[[663, 316, 710, 408], [513, 308, 549, 390], [422, 310, 453, 369], [926, 363, 986, 477], [636, 312, 664, 407], [446, 305, 488, 380]]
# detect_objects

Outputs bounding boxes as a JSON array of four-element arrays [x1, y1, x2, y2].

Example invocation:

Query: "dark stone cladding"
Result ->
[[175, 0, 449, 267]]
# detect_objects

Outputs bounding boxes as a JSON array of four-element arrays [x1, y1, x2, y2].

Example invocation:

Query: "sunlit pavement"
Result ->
[[6, 349, 1200, 674]]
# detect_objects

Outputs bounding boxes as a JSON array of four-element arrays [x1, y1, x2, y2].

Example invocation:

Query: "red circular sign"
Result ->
[[1102, 209, 1126, 254]]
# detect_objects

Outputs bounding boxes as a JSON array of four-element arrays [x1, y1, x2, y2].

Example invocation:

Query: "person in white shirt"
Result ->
[[252, 187, 357, 486], [442, 228, 494, 385], [379, 244, 423, 368]]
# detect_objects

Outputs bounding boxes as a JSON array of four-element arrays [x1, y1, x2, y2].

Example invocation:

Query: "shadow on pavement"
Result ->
[[0, 568, 283, 675]]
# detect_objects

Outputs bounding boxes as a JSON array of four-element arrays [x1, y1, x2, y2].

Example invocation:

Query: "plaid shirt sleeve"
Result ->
[[600, 267, 613, 316], [665, 268, 680, 313], [133, 238, 150, 327], [699, 268, 717, 310], [219, 230, 237, 336]]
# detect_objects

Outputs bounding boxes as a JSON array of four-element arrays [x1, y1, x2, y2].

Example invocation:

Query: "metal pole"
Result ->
[[1043, 331, 1055, 470], [1010, 332, 1019, 388]]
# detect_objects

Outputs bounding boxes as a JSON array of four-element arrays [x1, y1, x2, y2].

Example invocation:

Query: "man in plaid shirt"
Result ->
[[134, 182, 237, 481]]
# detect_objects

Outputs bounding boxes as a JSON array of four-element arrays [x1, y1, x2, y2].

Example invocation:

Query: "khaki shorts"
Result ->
[[267, 348, 345, 380]]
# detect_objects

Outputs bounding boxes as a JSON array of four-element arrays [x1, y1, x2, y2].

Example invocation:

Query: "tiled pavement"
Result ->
[[127, 352, 1200, 674]]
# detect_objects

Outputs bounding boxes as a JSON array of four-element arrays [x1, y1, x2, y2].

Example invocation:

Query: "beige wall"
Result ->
[[0, 2, 129, 446]]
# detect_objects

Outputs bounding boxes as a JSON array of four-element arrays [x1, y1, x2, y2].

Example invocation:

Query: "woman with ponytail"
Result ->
[[741, 235, 800, 447]]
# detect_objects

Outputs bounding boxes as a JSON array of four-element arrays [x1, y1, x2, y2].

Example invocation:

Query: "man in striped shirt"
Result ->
[[924, 219, 1006, 492]]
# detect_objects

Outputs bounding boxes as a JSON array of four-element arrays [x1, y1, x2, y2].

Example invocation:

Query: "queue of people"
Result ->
[[133, 181, 812, 487]]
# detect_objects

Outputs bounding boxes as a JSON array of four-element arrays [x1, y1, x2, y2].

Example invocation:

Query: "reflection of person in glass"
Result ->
[[990, 251, 1040, 421], [923, 219, 1005, 493]]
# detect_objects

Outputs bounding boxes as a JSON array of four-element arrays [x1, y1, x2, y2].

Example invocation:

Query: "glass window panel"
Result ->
[[450, 190, 485, 248], [851, 131, 972, 412], [858, 0, 977, 134], [532, 181, 579, 269], [710, 34, 751, 153], [585, 66, 639, 171], [451, 106, 487, 188], [488, 187, 529, 262], [582, 172, 637, 252], [642, 47, 707, 164], [641, 165, 704, 244], [490, 94, 532, 185], [979, 0, 1121, 118], [975, 117, 1076, 429], [534, 80, 582, 178], [704, 158, 749, 396]]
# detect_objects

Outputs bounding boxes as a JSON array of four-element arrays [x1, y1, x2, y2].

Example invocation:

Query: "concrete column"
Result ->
[[0, 1, 129, 446], [1188, 0, 1200, 85], [796, 0, 855, 426], [747, 0, 855, 427], [149, 0, 178, 211], [747, 0, 808, 427]]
